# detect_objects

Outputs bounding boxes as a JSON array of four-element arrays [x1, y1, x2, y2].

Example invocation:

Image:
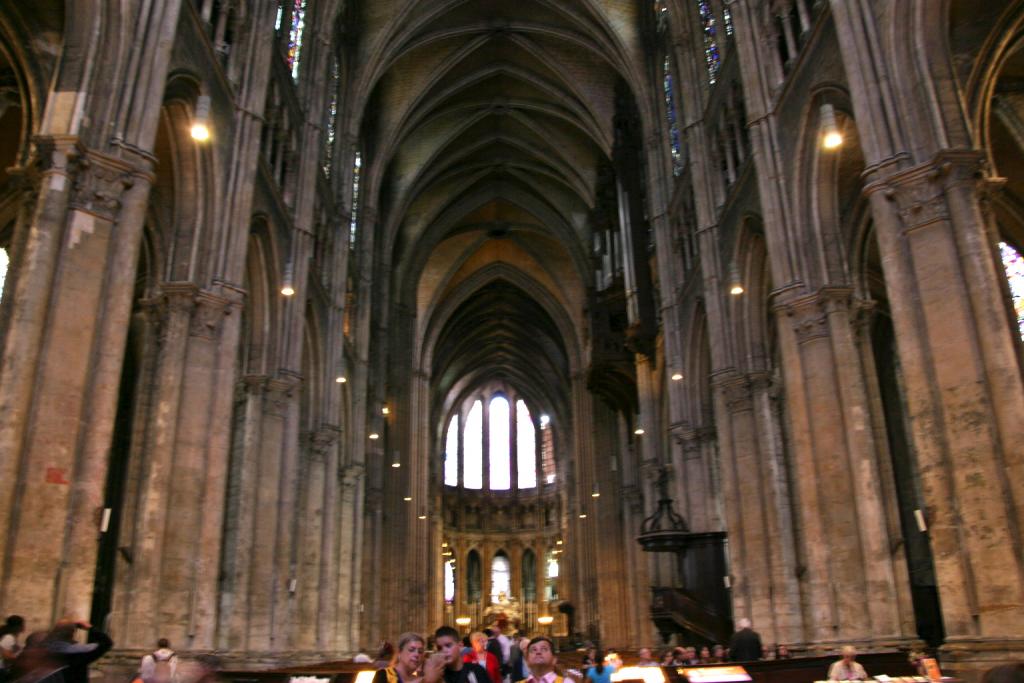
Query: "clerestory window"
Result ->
[[443, 389, 548, 490]]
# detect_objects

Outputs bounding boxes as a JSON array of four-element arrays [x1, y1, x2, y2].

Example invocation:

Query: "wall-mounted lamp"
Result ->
[[578, 513, 588, 519], [671, 371, 684, 381], [403, 496, 412, 502], [368, 432, 380, 440], [591, 483, 601, 498], [191, 94, 211, 142], [820, 103, 843, 150], [634, 427, 645, 436], [281, 262, 295, 297], [382, 405, 390, 415], [728, 261, 744, 296], [335, 376, 347, 384]]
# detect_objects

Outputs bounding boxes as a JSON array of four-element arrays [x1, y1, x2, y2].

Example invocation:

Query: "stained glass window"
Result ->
[[540, 419, 556, 484], [287, 0, 306, 81], [445, 415, 459, 486], [664, 57, 684, 175], [490, 553, 511, 602], [350, 151, 361, 249], [0, 247, 8, 302], [522, 549, 536, 601], [1000, 241, 1024, 340], [697, 0, 721, 84], [323, 55, 339, 177], [516, 400, 536, 488], [444, 559, 455, 603], [463, 400, 483, 489], [467, 550, 481, 602]]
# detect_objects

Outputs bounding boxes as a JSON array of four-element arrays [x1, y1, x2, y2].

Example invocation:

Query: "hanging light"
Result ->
[[368, 432, 379, 440], [820, 103, 843, 150], [591, 483, 601, 498], [671, 371, 683, 381], [382, 405, 390, 415], [728, 261, 744, 296], [418, 511, 427, 520], [190, 94, 212, 141], [392, 450, 401, 468], [403, 496, 412, 502], [578, 513, 588, 519], [634, 427, 645, 436], [335, 376, 347, 384]]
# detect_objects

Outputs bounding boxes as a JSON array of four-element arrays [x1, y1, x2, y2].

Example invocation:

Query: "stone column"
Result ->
[[862, 153, 1024, 673], [774, 287, 912, 648]]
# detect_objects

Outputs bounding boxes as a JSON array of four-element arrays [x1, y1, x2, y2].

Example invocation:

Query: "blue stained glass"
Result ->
[[288, 0, 306, 81], [1000, 241, 1024, 340], [698, 0, 721, 84], [663, 57, 683, 175]]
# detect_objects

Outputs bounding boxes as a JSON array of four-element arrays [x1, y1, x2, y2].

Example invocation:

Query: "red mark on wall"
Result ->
[[45, 467, 70, 484]]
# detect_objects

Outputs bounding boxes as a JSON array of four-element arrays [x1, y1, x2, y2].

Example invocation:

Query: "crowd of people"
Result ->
[[2, 612, 1023, 683]]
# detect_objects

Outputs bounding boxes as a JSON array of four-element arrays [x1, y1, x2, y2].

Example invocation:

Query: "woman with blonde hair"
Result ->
[[373, 633, 425, 683]]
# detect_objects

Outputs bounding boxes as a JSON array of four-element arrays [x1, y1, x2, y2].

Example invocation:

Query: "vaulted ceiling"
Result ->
[[347, 0, 651, 418]]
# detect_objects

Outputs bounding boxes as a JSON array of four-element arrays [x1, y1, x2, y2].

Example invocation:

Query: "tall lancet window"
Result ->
[[697, 0, 721, 84], [444, 415, 459, 486], [1000, 241, 1024, 339], [656, 1, 683, 175], [463, 400, 483, 489], [349, 151, 362, 249], [287, 0, 306, 80], [491, 552, 511, 602], [444, 559, 456, 604], [323, 55, 340, 177], [489, 396, 511, 490], [0, 247, 8, 302], [516, 400, 536, 488]]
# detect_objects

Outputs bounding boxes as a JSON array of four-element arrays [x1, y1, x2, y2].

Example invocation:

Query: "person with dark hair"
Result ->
[[1, 616, 26, 676], [373, 633, 424, 683], [139, 639, 177, 683], [423, 627, 490, 683], [584, 650, 614, 683], [515, 637, 561, 683], [7, 632, 64, 683], [374, 642, 397, 670], [982, 664, 1024, 683], [42, 619, 112, 683]]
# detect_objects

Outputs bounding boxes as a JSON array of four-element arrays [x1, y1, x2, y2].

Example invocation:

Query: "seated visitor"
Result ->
[[827, 646, 867, 681]]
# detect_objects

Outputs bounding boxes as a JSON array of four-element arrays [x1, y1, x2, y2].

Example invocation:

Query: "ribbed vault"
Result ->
[[351, 0, 648, 430]]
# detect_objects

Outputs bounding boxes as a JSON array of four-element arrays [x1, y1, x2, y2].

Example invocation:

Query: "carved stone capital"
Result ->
[[70, 150, 137, 221], [189, 291, 232, 340], [714, 372, 753, 413], [776, 288, 851, 345], [865, 150, 987, 234]]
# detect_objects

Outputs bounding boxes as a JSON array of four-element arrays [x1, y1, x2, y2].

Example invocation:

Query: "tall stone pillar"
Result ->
[[0, 141, 153, 627], [862, 153, 1024, 674], [773, 288, 914, 648]]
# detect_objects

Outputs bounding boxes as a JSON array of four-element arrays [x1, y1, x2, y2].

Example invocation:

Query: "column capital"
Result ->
[[864, 149, 988, 234]]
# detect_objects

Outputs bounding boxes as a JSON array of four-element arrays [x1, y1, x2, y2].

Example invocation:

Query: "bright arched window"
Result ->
[[1000, 241, 1024, 339], [444, 415, 459, 487], [491, 553, 511, 602], [516, 400, 536, 488], [444, 559, 455, 603], [443, 390, 543, 490], [463, 400, 483, 489], [0, 247, 8, 302]]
